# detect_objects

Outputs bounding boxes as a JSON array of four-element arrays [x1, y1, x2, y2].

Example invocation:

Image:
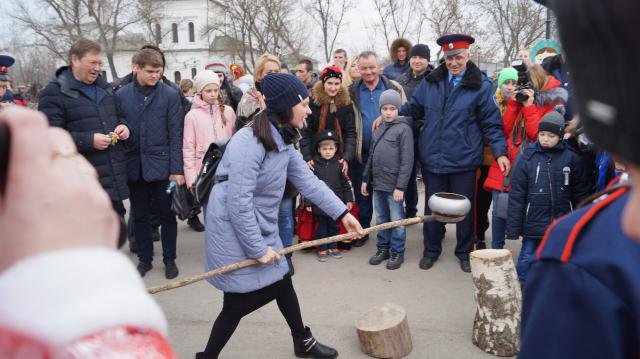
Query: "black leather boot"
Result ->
[[292, 326, 338, 358]]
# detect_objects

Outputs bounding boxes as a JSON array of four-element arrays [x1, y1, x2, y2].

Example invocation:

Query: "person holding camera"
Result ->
[[483, 64, 568, 249]]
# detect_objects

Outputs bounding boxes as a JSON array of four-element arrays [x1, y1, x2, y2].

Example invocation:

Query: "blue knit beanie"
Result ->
[[262, 73, 309, 113]]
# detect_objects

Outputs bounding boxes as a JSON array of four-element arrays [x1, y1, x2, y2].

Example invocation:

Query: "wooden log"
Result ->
[[356, 303, 413, 359], [470, 249, 521, 357]]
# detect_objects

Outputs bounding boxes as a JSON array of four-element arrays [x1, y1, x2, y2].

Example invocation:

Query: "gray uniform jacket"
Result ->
[[362, 116, 414, 192]]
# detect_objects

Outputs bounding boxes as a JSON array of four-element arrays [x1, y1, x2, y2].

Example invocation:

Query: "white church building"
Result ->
[[105, 0, 236, 83]]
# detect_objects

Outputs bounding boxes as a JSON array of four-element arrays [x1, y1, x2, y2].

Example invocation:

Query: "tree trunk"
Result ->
[[356, 302, 412, 359], [470, 249, 521, 357]]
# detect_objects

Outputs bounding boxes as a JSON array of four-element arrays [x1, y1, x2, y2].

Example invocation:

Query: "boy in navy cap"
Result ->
[[505, 108, 590, 283]]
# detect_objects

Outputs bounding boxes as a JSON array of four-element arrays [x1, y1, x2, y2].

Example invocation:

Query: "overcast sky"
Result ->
[[0, 1, 440, 64]]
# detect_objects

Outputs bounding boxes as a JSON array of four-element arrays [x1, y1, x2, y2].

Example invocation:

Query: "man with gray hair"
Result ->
[[348, 51, 406, 247], [399, 34, 509, 272]]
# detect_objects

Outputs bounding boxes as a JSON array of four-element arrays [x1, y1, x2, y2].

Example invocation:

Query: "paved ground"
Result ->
[[126, 183, 521, 358]]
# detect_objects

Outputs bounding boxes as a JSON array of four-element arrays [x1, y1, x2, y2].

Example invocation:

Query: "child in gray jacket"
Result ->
[[361, 89, 414, 270]]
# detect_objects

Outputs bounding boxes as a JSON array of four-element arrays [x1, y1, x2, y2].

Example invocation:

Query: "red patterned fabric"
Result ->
[[0, 325, 177, 359]]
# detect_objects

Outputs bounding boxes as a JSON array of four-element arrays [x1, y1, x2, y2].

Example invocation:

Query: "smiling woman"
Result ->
[[198, 73, 364, 358], [300, 65, 356, 170]]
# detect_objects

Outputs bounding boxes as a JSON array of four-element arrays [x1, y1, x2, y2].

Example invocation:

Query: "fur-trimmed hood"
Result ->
[[426, 61, 484, 90], [535, 76, 568, 106], [389, 37, 413, 62], [311, 80, 352, 108]]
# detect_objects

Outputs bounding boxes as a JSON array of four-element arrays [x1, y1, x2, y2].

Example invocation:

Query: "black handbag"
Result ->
[[495, 178, 511, 220], [171, 184, 192, 220], [193, 142, 226, 206]]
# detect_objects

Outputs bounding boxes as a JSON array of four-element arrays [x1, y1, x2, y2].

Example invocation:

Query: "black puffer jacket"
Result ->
[[506, 140, 591, 239], [396, 65, 433, 140], [301, 81, 356, 162], [304, 154, 354, 216], [396, 65, 433, 100], [39, 66, 129, 201]]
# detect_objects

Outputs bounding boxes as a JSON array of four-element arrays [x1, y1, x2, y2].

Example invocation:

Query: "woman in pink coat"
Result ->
[[183, 70, 236, 188]]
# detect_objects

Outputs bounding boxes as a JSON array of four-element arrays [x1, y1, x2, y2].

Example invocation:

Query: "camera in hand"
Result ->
[[511, 59, 533, 103]]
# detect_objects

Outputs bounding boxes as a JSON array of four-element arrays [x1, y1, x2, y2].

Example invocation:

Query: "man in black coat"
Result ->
[[39, 38, 130, 221], [116, 49, 185, 279], [396, 44, 433, 218], [113, 45, 204, 236]]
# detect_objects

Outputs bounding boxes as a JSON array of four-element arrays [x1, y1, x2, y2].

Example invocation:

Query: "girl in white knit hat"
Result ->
[[183, 70, 237, 193]]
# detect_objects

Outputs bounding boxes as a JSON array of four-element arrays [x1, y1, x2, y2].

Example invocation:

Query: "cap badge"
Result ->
[[449, 43, 454, 49]]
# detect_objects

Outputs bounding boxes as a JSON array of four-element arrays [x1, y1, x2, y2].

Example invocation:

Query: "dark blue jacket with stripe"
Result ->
[[506, 140, 591, 239], [520, 186, 640, 359], [39, 67, 129, 201], [399, 61, 507, 174]]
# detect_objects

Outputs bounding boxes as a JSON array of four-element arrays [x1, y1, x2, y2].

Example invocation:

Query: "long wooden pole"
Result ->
[[148, 213, 462, 294]]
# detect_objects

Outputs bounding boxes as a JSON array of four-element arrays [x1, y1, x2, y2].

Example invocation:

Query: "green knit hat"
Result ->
[[497, 68, 518, 88]]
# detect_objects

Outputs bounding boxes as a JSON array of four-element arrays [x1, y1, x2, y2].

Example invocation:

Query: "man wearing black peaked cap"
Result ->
[[399, 34, 510, 272]]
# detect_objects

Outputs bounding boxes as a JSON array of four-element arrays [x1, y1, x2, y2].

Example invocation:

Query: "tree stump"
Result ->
[[356, 302, 412, 359], [470, 249, 521, 357]]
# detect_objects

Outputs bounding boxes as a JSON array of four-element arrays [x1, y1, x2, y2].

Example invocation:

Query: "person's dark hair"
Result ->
[[140, 44, 166, 69], [334, 49, 347, 57], [298, 59, 313, 72], [68, 38, 102, 66], [179, 79, 194, 94], [132, 49, 163, 68], [251, 110, 293, 152]]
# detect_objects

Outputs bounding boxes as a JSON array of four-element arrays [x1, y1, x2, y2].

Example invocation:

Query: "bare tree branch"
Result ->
[[302, 0, 352, 63], [10, 0, 154, 79], [208, 0, 307, 73], [472, 0, 546, 65], [372, 0, 420, 51]]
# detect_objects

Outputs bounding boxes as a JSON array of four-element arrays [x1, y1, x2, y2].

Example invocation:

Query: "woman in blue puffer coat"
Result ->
[[506, 109, 591, 282], [198, 73, 364, 359]]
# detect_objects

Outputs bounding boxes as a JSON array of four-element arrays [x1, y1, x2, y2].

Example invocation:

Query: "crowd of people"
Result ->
[[1, 0, 639, 355]]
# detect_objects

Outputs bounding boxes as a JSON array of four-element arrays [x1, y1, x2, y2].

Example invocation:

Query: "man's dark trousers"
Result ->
[[350, 150, 373, 230], [421, 169, 476, 261], [129, 179, 177, 264]]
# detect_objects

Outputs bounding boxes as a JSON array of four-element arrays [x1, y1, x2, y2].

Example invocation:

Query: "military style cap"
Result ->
[[0, 55, 15, 81], [436, 34, 475, 56]]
